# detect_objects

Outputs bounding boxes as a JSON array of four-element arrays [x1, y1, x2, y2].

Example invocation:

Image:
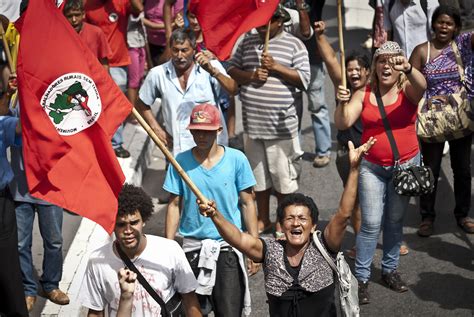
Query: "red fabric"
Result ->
[[361, 86, 419, 166], [15, 0, 132, 234], [84, 0, 131, 67], [189, 0, 279, 61], [79, 22, 112, 60]]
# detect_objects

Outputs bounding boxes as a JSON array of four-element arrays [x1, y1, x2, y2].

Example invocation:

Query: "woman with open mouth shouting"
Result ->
[[334, 41, 427, 304], [409, 5, 474, 236], [197, 137, 375, 317]]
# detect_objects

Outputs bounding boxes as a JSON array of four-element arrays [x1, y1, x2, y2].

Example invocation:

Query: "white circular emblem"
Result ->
[[109, 12, 118, 22], [41, 73, 101, 136]]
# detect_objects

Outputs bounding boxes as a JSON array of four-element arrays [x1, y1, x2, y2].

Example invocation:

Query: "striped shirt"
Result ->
[[230, 31, 310, 140]]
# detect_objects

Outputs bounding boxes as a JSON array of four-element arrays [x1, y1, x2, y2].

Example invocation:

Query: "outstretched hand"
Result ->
[[348, 137, 376, 169]]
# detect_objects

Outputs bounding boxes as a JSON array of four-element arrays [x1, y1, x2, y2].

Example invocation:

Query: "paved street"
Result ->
[[27, 0, 474, 315]]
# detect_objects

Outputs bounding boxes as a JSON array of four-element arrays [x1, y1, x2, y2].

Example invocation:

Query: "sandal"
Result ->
[[457, 217, 474, 234], [399, 244, 409, 256]]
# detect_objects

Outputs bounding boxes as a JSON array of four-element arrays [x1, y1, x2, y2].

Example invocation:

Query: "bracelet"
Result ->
[[403, 64, 413, 75]]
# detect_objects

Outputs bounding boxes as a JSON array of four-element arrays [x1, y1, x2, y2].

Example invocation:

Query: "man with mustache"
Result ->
[[136, 28, 236, 156]]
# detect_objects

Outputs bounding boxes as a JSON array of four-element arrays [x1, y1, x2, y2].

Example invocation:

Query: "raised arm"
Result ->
[[116, 268, 136, 317], [324, 137, 376, 251], [198, 200, 264, 263], [391, 55, 426, 104], [334, 85, 364, 130], [314, 21, 341, 87]]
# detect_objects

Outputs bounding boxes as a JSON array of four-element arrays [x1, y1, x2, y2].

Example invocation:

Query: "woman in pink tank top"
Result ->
[[334, 41, 426, 305]]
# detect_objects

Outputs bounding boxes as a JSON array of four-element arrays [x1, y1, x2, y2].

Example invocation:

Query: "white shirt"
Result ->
[[81, 235, 198, 317], [383, 0, 439, 57], [139, 60, 228, 155]]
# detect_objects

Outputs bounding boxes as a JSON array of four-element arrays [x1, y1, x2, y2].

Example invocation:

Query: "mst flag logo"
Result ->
[[41, 73, 101, 136]]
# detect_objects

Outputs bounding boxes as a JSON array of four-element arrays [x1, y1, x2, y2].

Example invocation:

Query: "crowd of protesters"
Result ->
[[0, 0, 473, 316]]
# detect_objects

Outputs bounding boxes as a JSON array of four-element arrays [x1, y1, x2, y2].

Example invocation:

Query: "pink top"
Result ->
[[145, 0, 184, 46]]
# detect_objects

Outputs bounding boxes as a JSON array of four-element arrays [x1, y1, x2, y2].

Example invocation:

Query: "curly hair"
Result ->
[[117, 184, 154, 222], [277, 193, 319, 225]]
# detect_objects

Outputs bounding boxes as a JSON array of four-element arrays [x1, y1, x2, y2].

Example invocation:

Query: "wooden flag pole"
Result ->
[[263, 20, 271, 53], [131, 108, 208, 204], [337, 0, 347, 87], [0, 23, 15, 74]]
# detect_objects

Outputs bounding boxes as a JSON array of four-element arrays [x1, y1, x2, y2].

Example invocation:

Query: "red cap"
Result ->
[[187, 104, 222, 131]]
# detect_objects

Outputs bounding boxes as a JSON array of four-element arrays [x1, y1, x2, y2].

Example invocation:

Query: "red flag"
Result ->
[[15, 0, 132, 234], [189, 0, 279, 60]]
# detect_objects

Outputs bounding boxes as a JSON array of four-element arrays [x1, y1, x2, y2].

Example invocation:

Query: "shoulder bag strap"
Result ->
[[450, 41, 465, 84], [374, 90, 401, 163], [115, 241, 170, 317], [312, 231, 339, 275]]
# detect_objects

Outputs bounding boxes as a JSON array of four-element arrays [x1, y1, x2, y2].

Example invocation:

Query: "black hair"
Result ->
[[117, 184, 154, 222], [431, 5, 462, 34], [170, 28, 197, 49], [345, 51, 370, 70], [277, 193, 319, 225], [63, 0, 84, 13]]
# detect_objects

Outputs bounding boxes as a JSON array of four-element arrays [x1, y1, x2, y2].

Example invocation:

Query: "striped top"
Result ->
[[230, 31, 310, 140]]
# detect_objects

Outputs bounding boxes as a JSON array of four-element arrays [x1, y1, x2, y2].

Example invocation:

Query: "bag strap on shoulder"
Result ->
[[374, 90, 401, 164], [115, 241, 170, 317], [450, 41, 465, 83], [312, 231, 339, 274]]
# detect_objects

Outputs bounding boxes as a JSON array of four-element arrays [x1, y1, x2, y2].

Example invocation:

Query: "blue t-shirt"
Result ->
[[163, 146, 256, 240], [0, 116, 20, 189]]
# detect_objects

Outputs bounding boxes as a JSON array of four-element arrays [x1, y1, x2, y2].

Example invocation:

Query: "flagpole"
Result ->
[[263, 20, 271, 53], [337, 0, 346, 87], [131, 108, 209, 204], [0, 21, 15, 74]]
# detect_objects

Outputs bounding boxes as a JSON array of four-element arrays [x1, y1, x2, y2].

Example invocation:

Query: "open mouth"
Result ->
[[290, 229, 303, 237], [381, 70, 391, 79]]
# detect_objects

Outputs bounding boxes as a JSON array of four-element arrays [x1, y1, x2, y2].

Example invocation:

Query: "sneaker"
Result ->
[[313, 155, 330, 168], [381, 271, 408, 293], [44, 289, 70, 305], [358, 281, 370, 305], [417, 219, 434, 237], [25, 295, 36, 312], [114, 146, 131, 158]]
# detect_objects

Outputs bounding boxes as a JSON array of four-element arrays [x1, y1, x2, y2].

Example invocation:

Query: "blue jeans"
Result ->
[[307, 62, 331, 157], [110, 66, 128, 149], [15, 202, 64, 296], [355, 154, 420, 282]]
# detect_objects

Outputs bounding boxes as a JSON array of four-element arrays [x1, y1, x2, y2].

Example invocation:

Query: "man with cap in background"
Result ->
[[163, 104, 259, 316]]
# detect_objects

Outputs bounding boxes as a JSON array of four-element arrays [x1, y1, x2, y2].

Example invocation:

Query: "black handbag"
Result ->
[[115, 241, 184, 317], [375, 90, 435, 196]]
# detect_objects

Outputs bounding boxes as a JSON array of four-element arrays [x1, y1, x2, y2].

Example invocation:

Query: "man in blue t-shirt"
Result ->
[[163, 103, 258, 317]]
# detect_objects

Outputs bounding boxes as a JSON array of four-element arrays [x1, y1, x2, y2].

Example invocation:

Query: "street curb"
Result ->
[[40, 122, 153, 316]]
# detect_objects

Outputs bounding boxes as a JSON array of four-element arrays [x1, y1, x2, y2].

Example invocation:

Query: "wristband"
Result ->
[[403, 64, 413, 75]]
